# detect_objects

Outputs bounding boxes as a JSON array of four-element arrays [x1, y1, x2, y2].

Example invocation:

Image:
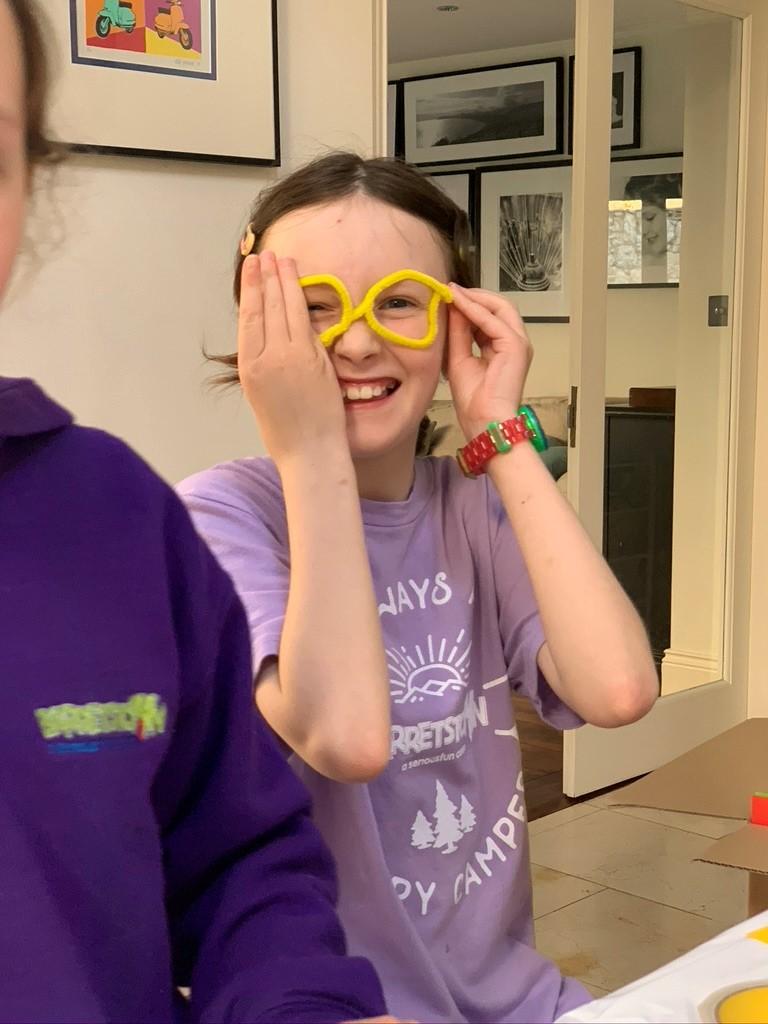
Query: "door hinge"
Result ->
[[567, 385, 578, 448]]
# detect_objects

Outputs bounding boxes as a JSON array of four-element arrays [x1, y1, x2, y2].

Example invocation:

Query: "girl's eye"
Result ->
[[377, 295, 420, 312], [305, 301, 341, 325]]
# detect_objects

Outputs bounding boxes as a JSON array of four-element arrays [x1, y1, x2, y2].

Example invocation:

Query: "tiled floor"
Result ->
[[529, 789, 747, 997]]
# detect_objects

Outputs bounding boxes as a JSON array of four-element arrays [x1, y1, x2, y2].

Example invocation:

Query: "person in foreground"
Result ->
[[0, 3, 390, 1022], [179, 150, 660, 1023]]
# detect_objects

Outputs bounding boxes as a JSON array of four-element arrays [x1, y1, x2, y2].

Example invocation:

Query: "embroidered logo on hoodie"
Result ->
[[34, 693, 168, 753]]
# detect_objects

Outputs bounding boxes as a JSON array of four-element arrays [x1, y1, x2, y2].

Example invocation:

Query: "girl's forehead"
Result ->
[[263, 196, 450, 280], [0, 3, 24, 117]]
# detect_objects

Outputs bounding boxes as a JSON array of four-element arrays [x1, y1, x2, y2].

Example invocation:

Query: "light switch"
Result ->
[[708, 295, 729, 327]]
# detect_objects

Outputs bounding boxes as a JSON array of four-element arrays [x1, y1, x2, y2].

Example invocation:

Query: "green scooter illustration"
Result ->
[[95, 0, 137, 37]]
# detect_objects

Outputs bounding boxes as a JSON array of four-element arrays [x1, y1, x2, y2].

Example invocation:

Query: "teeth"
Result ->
[[342, 383, 393, 401]]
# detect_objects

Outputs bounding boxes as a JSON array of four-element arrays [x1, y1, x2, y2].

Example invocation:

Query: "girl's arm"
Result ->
[[237, 252, 390, 782], [447, 286, 658, 728]]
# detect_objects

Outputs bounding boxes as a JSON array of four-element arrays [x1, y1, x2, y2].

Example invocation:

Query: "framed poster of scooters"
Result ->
[[46, 0, 279, 164]]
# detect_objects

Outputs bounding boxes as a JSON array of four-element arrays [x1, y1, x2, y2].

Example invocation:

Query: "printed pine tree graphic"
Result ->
[[410, 810, 435, 850], [458, 794, 476, 833], [432, 781, 464, 854]]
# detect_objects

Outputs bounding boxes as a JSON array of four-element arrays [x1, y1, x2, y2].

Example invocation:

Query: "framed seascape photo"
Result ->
[[478, 162, 571, 322], [608, 154, 683, 287], [569, 46, 642, 152], [46, 0, 279, 163], [403, 58, 564, 167]]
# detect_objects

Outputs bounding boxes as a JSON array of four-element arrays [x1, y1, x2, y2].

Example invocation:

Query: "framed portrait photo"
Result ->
[[47, 0, 280, 164], [403, 58, 564, 167], [608, 153, 683, 287], [478, 162, 571, 322], [569, 46, 642, 152]]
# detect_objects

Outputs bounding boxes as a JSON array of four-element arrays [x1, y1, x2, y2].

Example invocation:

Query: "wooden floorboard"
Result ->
[[513, 696, 580, 821], [513, 697, 643, 820]]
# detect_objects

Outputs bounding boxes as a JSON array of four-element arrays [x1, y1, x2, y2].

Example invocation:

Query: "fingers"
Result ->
[[277, 256, 316, 346], [450, 283, 528, 341], [260, 250, 291, 346], [237, 255, 266, 365], [446, 304, 474, 376]]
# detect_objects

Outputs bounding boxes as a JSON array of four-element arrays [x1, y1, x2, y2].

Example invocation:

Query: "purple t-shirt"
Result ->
[[179, 455, 590, 1024]]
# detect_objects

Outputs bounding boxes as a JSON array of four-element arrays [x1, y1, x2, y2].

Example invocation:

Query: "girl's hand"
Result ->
[[237, 251, 348, 467], [446, 284, 533, 441]]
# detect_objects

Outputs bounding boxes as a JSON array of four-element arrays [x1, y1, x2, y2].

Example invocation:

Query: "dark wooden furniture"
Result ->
[[603, 405, 675, 665]]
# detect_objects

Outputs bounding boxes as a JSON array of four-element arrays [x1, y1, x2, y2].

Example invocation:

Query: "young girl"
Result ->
[[179, 152, 659, 1024], [1, 4, 389, 1021]]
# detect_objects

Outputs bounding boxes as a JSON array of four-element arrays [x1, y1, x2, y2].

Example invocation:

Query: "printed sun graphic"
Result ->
[[388, 631, 471, 704]]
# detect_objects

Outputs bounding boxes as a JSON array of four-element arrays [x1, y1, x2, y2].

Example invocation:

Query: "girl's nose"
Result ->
[[331, 316, 383, 361]]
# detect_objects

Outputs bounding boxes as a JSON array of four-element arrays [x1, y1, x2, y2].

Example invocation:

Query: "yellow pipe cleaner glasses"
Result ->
[[298, 270, 453, 350]]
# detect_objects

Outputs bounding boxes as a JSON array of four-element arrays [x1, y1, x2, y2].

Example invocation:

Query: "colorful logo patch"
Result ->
[[35, 693, 167, 754]]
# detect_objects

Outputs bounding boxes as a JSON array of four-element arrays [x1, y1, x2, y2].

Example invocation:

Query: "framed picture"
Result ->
[[428, 171, 474, 219], [47, 0, 279, 164], [387, 81, 404, 159], [478, 162, 571, 322], [429, 170, 478, 278], [402, 58, 564, 167], [569, 46, 642, 152], [387, 83, 397, 158], [608, 154, 683, 287]]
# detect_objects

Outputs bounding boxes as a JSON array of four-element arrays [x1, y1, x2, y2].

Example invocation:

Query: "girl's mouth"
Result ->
[[339, 378, 400, 407]]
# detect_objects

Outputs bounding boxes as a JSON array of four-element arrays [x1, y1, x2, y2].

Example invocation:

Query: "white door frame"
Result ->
[[564, 0, 768, 796]]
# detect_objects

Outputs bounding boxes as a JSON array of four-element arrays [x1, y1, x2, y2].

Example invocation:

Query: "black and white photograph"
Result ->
[[403, 59, 563, 166], [479, 163, 571, 321], [569, 46, 642, 152], [498, 193, 563, 293], [608, 154, 683, 286]]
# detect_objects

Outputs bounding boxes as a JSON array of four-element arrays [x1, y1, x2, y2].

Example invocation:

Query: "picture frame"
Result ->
[[48, 0, 280, 164], [608, 153, 683, 287], [402, 58, 564, 167], [387, 83, 397, 158], [478, 161, 571, 322], [569, 46, 642, 152], [428, 170, 479, 278], [387, 81, 404, 159], [428, 170, 475, 220]]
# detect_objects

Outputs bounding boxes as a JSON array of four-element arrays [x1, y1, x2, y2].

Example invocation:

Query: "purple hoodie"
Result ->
[[0, 377, 385, 1024]]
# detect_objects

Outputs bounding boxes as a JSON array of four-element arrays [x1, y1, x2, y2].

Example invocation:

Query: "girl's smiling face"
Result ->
[[263, 194, 451, 463], [0, 0, 27, 307]]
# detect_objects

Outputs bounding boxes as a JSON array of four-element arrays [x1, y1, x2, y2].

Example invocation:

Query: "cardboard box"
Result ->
[[605, 719, 768, 915]]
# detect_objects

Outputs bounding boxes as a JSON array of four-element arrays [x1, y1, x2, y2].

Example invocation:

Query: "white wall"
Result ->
[[1, 0, 380, 484], [390, 26, 686, 400]]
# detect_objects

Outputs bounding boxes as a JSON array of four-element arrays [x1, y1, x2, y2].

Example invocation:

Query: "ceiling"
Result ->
[[388, 0, 717, 64]]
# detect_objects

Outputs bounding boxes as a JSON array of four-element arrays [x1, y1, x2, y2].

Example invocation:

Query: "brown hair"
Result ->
[[210, 151, 477, 385], [6, 0, 59, 171]]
